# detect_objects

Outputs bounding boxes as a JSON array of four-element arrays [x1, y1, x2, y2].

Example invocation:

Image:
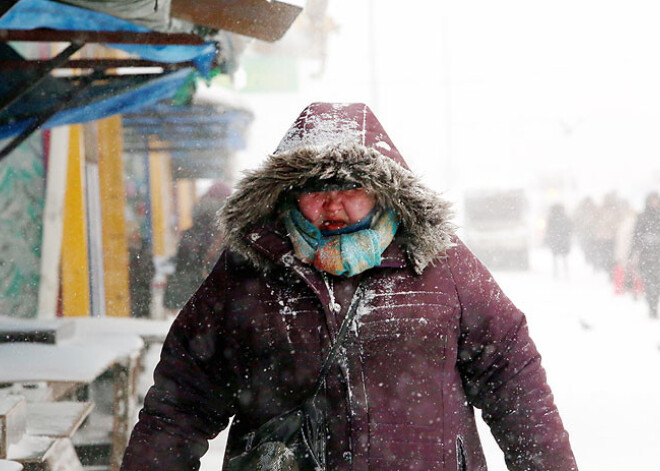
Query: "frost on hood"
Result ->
[[275, 104, 366, 154]]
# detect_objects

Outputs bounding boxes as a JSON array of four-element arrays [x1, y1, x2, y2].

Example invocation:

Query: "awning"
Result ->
[[0, 46, 195, 141], [54, 0, 172, 32], [0, 0, 217, 74], [122, 100, 254, 179]]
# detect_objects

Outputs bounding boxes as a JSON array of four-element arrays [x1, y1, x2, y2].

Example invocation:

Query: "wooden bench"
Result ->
[[2, 399, 93, 471], [0, 397, 25, 460], [0, 316, 171, 471]]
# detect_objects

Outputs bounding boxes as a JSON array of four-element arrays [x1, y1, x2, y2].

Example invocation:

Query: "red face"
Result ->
[[297, 188, 377, 231]]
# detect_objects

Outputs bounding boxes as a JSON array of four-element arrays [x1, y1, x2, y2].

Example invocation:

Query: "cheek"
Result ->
[[345, 195, 376, 222], [297, 198, 322, 222]]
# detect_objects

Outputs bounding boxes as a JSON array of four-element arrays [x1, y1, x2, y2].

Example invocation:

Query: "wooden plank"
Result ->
[[171, 0, 302, 42], [148, 146, 176, 258], [97, 116, 130, 319], [25, 403, 93, 438], [44, 383, 82, 403], [0, 344, 118, 384], [109, 353, 140, 471], [61, 125, 90, 318], [0, 397, 26, 459], [83, 142, 107, 318], [42, 438, 83, 471], [11, 437, 83, 471], [6, 435, 53, 463], [0, 318, 75, 344], [175, 179, 194, 232], [37, 126, 69, 320]]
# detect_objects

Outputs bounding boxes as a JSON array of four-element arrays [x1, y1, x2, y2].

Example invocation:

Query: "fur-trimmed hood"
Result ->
[[220, 103, 455, 274]]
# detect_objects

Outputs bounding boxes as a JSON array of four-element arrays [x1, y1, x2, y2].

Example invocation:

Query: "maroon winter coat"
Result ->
[[121, 103, 577, 471]]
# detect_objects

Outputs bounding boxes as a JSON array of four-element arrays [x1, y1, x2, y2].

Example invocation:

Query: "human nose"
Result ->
[[323, 192, 343, 210]]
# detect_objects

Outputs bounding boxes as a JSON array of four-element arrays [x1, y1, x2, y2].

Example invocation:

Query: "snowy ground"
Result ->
[[480, 248, 660, 471], [139, 247, 660, 470]]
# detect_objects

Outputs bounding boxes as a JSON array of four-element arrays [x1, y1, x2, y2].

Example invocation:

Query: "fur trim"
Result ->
[[220, 142, 456, 274]]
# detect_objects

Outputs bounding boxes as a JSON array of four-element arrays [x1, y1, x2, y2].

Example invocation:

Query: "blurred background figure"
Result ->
[[128, 228, 155, 318], [630, 191, 660, 318], [573, 196, 598, 269], [545, 203, 573, 279], [163, 181, 232, 312], [592, 192, 623, 278], [612, 199, 641, 297]]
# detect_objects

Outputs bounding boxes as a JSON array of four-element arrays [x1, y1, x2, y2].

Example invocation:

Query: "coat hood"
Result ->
[[220, 102, 455, 274]]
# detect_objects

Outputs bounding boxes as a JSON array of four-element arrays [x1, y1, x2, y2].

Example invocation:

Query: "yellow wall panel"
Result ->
[[176, 179, 194, 232], [148, 151, 166, 257], [149, 145, 175, 259], [61, 124, 90, 317], [98, 116, 130, 318]]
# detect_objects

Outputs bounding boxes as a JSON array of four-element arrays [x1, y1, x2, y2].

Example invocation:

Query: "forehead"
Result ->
[[297, 188, 369, 199]]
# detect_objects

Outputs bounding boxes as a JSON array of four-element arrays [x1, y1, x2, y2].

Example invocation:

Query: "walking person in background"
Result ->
[[545, 203, 573, 279], [121, 103, 578, 471], [631, 192, 660, 318], [163, 181, 231, 312], [572, 196, 598, 268], [592, 192, 623, 278], [612, 199, 641, 297], [128, 228, 155, 318]]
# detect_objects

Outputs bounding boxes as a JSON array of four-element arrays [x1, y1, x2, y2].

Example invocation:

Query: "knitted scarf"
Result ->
[[283, 207, 399, 277]]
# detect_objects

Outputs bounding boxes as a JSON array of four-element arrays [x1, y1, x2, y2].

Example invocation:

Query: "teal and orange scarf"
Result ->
[[283, 207, 399, 277]]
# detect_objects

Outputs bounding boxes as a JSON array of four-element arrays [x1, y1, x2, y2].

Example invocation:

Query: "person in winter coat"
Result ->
[[631, 191, 660, 318], [572, 197, 598, 268], [121, 103, 578, 471], [127, 229, 155, 318], [591, 192, 623, 277], [544, 203, 573, 279], [163, 181, 232, 312]]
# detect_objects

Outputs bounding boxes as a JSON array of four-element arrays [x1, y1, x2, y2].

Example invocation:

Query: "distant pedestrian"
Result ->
[[612, 201, 641, 297], [631, 192, 660, 318], [163, 181, 231, 312], [545, 203, 573, 278], [128, 230, 155, 318], [592, 192, 623, 277], [573, 197, 598, 268]]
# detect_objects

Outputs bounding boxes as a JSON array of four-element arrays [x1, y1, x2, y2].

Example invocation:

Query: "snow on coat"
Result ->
[[121, 103, 577, 471]]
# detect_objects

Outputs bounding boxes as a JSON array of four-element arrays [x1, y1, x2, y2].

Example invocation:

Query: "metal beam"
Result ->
[[0, 1, 19, 20], [0, 42, 83, 115], [0, 71, 101, 163], [0, 58, 195, 71], [0, 29, 206, 45]]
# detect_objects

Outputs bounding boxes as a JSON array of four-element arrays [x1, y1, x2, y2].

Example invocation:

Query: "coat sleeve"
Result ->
[[448, 239, 578, 471], [121, 251, 240, 471]]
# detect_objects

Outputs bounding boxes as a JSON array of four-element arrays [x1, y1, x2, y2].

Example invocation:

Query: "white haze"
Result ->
[[231, 0, 660, 211]]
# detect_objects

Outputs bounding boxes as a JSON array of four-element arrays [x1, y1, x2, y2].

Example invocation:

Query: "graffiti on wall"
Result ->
[[0, 135, 45, 318]]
